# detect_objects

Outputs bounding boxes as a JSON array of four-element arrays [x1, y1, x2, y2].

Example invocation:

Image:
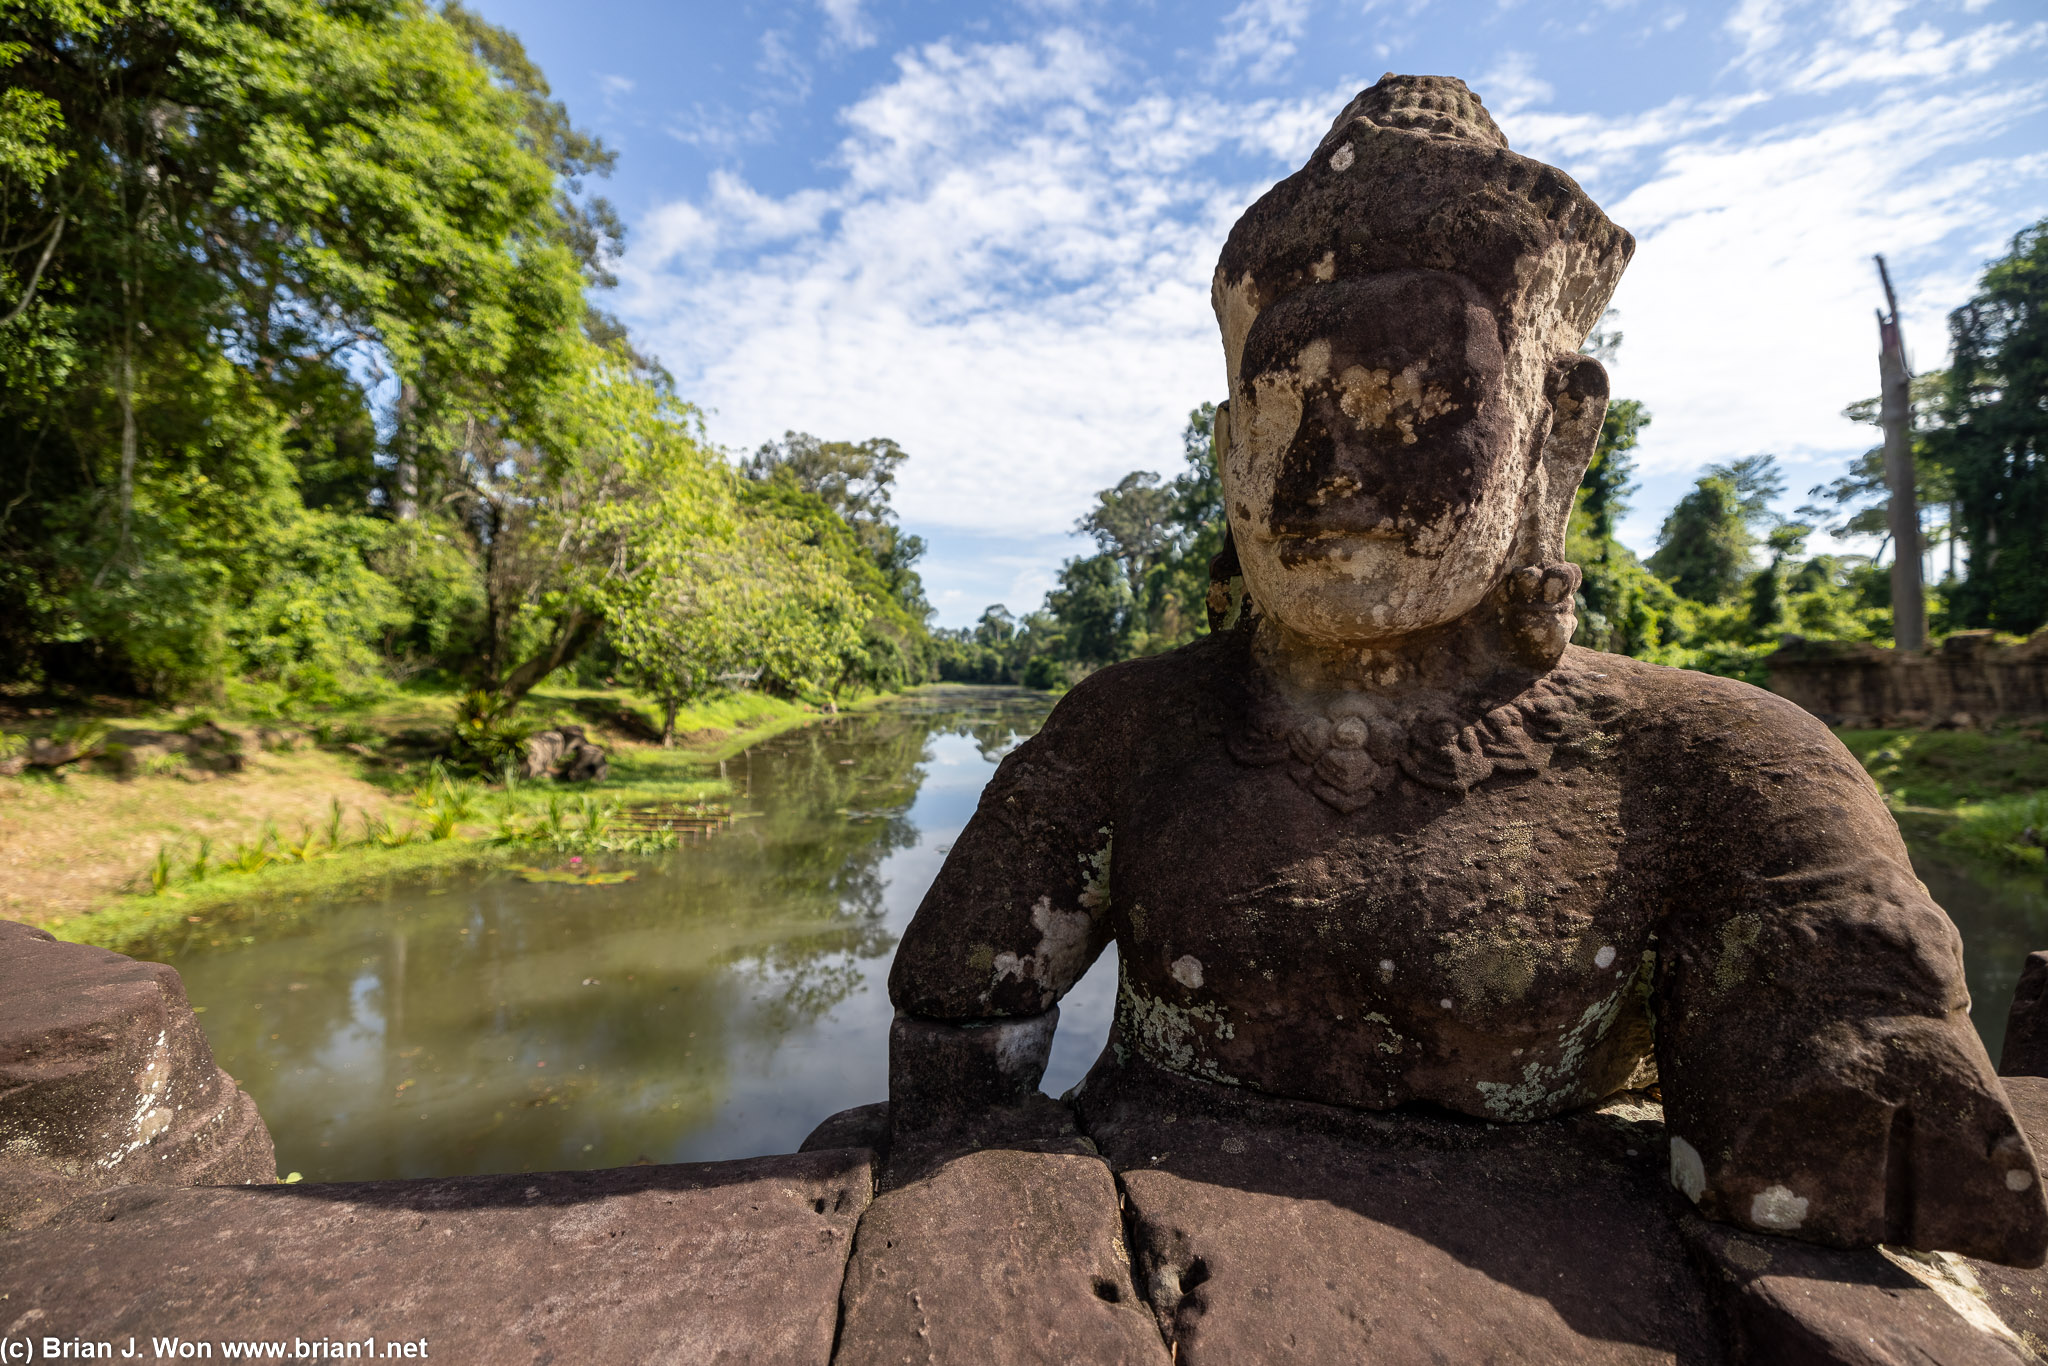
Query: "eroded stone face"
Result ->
[[1225, 271, 1530, 643]]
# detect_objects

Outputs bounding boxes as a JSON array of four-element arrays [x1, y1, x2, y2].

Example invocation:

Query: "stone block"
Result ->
[[834, 1138, 1168, 1366], [0, 920, 273, 1230], [1085, 1067, 1715, 1364], [1683, 1218, 2027, 1365], [0, 1150, 873, 1365]]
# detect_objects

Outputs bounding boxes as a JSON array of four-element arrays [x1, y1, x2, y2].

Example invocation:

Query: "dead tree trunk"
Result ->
[[1875, 255, 1925, 651]]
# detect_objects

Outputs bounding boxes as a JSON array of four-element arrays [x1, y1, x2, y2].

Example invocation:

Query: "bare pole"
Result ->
[[1874, 254, 1926, 651]]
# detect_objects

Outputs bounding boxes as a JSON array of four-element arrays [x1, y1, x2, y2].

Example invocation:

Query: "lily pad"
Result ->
[[513, 865, 637, 886]]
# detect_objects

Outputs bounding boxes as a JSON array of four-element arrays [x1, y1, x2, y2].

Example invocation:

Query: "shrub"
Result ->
[[447, 690, 531, 773]]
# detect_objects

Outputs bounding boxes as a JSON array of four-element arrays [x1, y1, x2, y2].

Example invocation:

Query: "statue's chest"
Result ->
[[1110, 751, 1641, 1029]]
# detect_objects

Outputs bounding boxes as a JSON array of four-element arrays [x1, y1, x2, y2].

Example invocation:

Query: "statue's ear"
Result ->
[[1513, 354, 1610, 567]]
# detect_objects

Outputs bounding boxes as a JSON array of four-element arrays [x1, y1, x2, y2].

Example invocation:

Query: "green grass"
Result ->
[[65, 837, 517, 956], [1836, 725, 2048, 873], [1942, 792, 2048, 873], [12, 682, 886, 951], [1836, 726, 2048, 810]]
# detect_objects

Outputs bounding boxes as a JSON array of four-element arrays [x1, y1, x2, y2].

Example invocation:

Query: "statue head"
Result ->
[[1212, 75, 1633, 653]]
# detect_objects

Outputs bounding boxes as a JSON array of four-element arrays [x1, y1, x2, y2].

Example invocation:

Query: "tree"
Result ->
[[1747, 523, 1811, 637], [451, 342, 729, 705], [1930, 219, 2048, 633], [1649, 476, 1752, 604], [0, 0, 591, 695], [1047, 555, 1136, 666], [1801, 373, 1956, 571], [1579, 399, 1648, 544], [1077, 471, 1176, 596], [607, 516, 862, 742], [746, 433, 928, 600], [1569, 398, 1658, 654]]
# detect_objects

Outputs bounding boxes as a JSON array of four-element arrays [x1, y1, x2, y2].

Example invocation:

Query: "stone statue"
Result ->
[[887, 74, 2048, 1265]]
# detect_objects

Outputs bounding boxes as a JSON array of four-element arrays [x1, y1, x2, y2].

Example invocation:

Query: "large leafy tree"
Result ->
[[1077, 471, 1175, 596], [744, 432, 934, 691], [1649, 456, 1784, 605], [1931, 219, 2048, 633], [0, 0, 590, 696], [1648, 476, 1753, 605]]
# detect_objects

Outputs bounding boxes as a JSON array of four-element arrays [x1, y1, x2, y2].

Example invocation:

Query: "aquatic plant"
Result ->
[[280, 822, 321, 862], [228, 838, 271, 875], [513, 865, 638, 885], [428, 808, 461, 841], [189, 837, 214, 882], [149, 846, 175, 895], [324, 797, 347, 851]]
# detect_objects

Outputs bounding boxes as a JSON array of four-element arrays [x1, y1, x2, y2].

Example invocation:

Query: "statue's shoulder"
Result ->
[[1558, 646, 1848, 766], [1026, 632, 1251, 760], [1051, 630, 1251, 713]]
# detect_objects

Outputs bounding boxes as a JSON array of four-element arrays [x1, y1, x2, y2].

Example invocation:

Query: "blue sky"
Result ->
[[469, 0, 2048, 628]]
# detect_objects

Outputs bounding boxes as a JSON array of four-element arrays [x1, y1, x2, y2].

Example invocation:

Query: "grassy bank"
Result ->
[[0, 683, 888, 952], [1838, 726, 2048, 873]]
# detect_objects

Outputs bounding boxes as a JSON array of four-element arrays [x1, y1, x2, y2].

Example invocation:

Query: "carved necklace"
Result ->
[[1226, 654, 1613, 814]]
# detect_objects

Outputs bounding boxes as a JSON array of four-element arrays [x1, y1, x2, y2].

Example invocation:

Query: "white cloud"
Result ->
[[820, 0, 878, 51], [1597, 84, 2041, 476], [616, 4, 2048, 618], [1209, 0, 1313, 82], [1479, 50, 1554, 114], [597, 73, 635, 98], [1723, 0, 2046, 93], [619, 32, 1349, 556]]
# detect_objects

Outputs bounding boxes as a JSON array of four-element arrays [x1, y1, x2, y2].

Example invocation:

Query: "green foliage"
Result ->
[[935, 403, 1222, 685], [447, 690, 531, 773], [0, 3, 898, 716], [1648, 475, 1754, 604], [1047, 555, 1137, 666], [1943, 792, 2048, 871], [741, 432, 935, 695], [1934, 220, 2048, 633]]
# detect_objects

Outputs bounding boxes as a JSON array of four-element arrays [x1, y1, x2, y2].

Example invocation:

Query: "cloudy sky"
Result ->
[[470, 0, 2048, 628]]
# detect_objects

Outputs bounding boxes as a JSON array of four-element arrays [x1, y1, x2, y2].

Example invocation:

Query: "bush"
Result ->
[[1022, 655, 1067, 691], [446, 690, 531, 773]]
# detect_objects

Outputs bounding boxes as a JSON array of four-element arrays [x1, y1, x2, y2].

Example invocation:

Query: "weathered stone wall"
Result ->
[[1764, 630, 2048, 727]]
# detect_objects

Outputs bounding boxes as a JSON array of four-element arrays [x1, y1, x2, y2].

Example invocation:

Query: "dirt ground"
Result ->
[[0, 747, 413, 928]]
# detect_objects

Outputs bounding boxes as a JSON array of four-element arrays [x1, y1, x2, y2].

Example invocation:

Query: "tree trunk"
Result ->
[[662, 696, 678, 748], [393, 381, 420, 522], [1874, 256, 1926, 651], [493, 609, 601, 706]]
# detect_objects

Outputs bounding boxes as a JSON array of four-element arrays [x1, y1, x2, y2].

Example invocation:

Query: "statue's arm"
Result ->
[[885, 681, 1123, 1139], [1651, 682, 2048, 1264]]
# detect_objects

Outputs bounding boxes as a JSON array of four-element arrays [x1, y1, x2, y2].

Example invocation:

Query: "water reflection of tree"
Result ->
[[719, 695, 1052, 1030], [717, 712, 932, 1028], [173, 691, 1057, 1180]]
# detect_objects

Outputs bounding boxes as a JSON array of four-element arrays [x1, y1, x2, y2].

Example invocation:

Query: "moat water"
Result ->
[[163, 688, 2048, 1182]]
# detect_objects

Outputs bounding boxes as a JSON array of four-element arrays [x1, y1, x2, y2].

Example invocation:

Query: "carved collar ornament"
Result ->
[[1224, 565, 1623, 814]]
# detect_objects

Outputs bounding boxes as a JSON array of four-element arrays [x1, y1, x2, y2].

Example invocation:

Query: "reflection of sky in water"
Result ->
[[167, 692, 1112, 1182]]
